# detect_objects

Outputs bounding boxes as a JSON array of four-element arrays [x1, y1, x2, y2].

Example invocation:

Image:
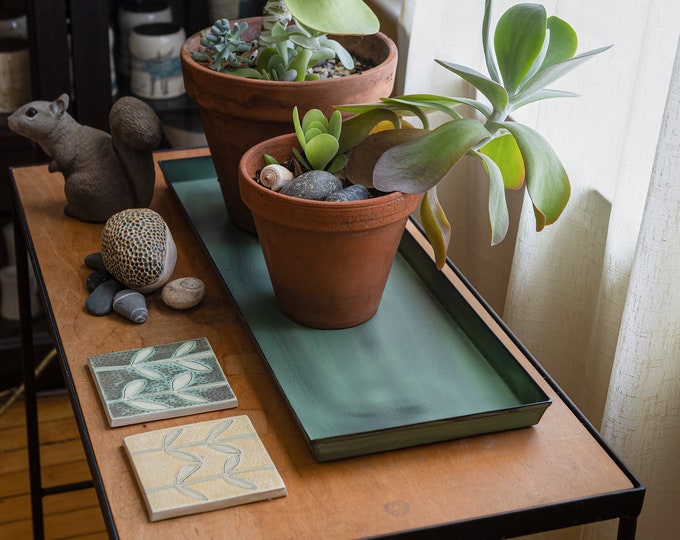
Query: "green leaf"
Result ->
[[327, 154, 348, 174], [542, 16, 578, 69], [511, 46, 612, 109], [286, 0, 380, 35], [478, 133, 525, 189], [288, 48, 313, 81], [473, 150, 510, 245], [494, 3, 547, 95], [305, 133, 339, 170], [482, 0, 501, 83], [420, 188, 451, 270], [293, 106, 306, 149], [382, 95, 467, 121], [510, 88, 579, 110], [373, 119, 490, 193], [496, 122, 570, 230], [304, 126, 325, 141], [263, 154, 279, 165], [289, 34, 321, 50], [328, 110, 342, 139], [302, 109, 328, 132], [337, 108, 401, 154], [345, 128, 428, 188], [320, 38, 355, 70], [435, 60, 509, 115]]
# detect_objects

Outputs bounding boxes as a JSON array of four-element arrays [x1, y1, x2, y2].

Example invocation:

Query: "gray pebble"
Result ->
[[325, 184, 371, 202], [84, 252, 106, 271], [279, 170, 342, 200], [86, 269, 117, 292], [86, 279, 126, 316], [161, 277, 205, 310], [112, 289, 148, 323]]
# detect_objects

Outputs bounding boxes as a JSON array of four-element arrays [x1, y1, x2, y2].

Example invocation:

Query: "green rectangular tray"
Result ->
[[160, 156, 551, 462]]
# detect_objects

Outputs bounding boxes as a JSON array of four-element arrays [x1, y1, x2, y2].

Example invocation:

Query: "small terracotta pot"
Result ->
[[181, 17, 398, 235], [238, 134, 422, 329]]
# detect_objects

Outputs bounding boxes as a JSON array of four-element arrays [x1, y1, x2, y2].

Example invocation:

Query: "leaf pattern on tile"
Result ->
[[122, 379, 146, 399]]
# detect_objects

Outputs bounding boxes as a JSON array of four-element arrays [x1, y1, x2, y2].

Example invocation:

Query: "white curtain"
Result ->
[[398, 1, 680, 539]]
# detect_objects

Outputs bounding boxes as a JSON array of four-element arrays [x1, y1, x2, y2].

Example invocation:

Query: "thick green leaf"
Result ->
[[320, 39, 355, 70], [435, 60, 509, 115], [305, 133, 339, 170], [304, 126, 324, 142], [328, 110, 342, 139], [478, 133, 525, 189], [345, 129, 428, 188], [374, 119, 490, 193], [288, 48, 313, 81], [496, 122, 570, 230], [482, 0, 501, 84], [420, 188, 451, 270], [337, 109, 401, 154], [289, 34, 321, 50], [541, 16, 578, 69], [473, 150, 510, 245], [511, 45, 612, 108], [327, 154, 348, 174], [293, 106, 306, 148], [494, 3, 547, 95], [383, 95, 471, 120], [286, 0, 379, 35], [301, 109, 327, 132], [510, 88, 579, 111]]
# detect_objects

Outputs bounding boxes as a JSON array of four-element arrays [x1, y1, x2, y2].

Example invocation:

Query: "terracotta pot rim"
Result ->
[[181, 17, 398, 90], [238, 133, 421, 224]]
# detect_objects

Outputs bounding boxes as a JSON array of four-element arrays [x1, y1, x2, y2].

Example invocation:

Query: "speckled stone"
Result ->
[[84, 252, 106, 271], [161, 277, 205, 310], [86, 279, 126, 316], [112, 289, 148, 323], [279, 171, 342, 200], [86, 269, 117, 292], [325, 184, 372, 202], [100, 208, 177, 293]]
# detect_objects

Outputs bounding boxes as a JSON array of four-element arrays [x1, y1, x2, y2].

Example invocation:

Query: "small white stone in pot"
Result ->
[[162, 277, 205, 310]]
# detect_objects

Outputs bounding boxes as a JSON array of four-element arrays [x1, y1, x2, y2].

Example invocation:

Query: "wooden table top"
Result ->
[[12, 147, 637, 539]]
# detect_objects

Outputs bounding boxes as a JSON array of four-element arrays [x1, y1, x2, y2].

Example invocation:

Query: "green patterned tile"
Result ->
[[88, 337, 237, 427]]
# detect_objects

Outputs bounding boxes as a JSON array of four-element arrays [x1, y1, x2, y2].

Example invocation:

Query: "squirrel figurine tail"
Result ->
[[8, 93, 162, 222]]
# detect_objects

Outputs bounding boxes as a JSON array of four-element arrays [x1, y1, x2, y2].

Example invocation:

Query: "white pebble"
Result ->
[[162, 277, 205, 310]]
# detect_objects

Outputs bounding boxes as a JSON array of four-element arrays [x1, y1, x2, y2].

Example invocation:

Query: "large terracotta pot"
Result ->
[[238, 133, 422, 329], [181, 17, 398, 234]]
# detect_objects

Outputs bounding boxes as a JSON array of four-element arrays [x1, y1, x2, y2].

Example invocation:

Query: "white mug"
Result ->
[[129, 22, 185, 100], [0, 38, 31, 113], [117, 0, 172, 77]]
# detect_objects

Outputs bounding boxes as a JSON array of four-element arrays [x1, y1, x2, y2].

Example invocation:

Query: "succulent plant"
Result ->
[[338, 0, 611, 268], [190, 19, 254, 71], [191, 0, 379, 81]]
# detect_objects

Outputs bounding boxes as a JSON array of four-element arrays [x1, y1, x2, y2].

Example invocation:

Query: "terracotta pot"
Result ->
[[238, 134, 422, 329], [181, 17, 398, 234]]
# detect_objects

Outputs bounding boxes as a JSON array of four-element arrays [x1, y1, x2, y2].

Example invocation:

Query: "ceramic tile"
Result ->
[[88, 337, 237, 427], [124, 415, 287, 521]]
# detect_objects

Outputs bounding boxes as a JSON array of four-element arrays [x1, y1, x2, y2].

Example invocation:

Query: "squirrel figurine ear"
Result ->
[[50, 93, 70, 117]]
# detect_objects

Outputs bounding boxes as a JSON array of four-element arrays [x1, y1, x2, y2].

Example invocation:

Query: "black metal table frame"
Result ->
[[12, 168, 644, 540]]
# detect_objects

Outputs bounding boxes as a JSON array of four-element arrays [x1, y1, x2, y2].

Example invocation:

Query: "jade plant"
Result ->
[[191, 0, 379, 81], [334, 0, 611, 268]]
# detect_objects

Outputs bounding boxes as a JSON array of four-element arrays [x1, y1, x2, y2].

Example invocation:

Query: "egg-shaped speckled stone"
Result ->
[[100, 208, 176, 293]]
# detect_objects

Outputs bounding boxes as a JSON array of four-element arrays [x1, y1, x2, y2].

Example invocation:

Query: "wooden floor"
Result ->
[[0, 389, 108, 539]]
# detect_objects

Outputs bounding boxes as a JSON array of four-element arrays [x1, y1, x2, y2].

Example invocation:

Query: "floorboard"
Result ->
[[0, 391, 107, 539]]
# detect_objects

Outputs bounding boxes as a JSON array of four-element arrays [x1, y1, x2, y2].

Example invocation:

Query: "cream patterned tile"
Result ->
[[124, 415, 287, 521]]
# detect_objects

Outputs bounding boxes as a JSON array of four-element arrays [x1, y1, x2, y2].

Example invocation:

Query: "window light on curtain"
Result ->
[[397, 1, 680, 539]]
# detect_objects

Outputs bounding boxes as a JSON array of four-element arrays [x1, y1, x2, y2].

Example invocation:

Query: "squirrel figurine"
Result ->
[[8, 93, 162, 222]]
